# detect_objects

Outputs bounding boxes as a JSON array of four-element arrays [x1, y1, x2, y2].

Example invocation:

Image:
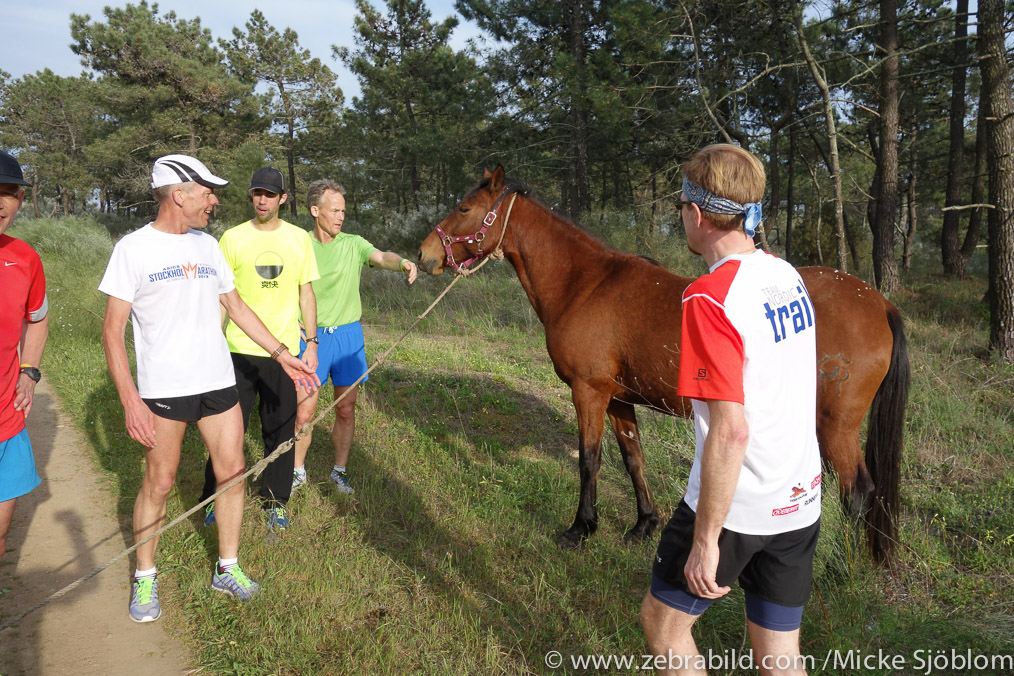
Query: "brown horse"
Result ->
[[418, 167, 908, 563]]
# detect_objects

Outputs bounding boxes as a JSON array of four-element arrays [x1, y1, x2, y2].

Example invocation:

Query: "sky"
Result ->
[[4, 0, 484, 100]]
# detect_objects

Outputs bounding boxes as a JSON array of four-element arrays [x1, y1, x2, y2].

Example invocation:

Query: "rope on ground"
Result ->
[[0, 260, 490, 633]]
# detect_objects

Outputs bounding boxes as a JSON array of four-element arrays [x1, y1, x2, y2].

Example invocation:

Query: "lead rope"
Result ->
[[0, 206, 518, 632]]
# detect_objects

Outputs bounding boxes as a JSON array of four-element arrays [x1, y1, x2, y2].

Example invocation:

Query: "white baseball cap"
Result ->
[[150, 154, 229, 189]]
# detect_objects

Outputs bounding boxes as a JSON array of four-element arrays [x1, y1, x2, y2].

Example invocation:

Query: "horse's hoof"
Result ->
[[558, 528, 589, 549], [623, 514, 661, 544], [622, 528, 647, 544]]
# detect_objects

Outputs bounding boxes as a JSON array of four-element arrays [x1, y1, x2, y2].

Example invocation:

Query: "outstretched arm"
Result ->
[[220, 289, 320, 393], [369, 250, 418, 284], [14, 315, 49, 416], [102, 296, 157, 447]]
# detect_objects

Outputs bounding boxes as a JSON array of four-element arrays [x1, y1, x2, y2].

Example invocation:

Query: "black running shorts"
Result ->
[[652, 499, 820, 609], [143, 386, 239, 422]]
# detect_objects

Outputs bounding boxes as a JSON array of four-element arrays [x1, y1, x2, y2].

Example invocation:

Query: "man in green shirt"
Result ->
[[293, 179, 417, 494]]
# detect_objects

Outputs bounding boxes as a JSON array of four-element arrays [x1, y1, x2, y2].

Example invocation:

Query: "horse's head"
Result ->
[[418, 165, 514, 275]]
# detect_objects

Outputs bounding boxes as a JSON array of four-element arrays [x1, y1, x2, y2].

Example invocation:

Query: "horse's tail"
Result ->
[[865, 306, 910, 564]]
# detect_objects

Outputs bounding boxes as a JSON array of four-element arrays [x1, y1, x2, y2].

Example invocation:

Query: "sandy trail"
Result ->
[[0, 383, 191, 676]]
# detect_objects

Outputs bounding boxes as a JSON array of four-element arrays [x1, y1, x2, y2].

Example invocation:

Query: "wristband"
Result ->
[[305, 336, 319, 345], [270, 343, 288, 360], [399, 258, 408, 271]]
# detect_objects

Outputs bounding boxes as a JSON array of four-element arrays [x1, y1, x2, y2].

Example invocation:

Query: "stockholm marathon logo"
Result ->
[[148, 262, 219, 283]]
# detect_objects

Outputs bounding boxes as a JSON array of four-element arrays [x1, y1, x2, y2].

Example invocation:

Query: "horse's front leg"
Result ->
[[607, 399, 660, 543], [560, 384, 609, 547]]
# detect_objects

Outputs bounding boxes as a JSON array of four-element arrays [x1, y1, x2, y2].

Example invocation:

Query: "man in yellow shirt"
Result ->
[[201, 167, 319, 530]]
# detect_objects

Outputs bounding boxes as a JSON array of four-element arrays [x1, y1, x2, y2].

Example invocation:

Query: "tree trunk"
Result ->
[[786, 127, 796, 264], [941, 0, 970, 276], [904, 173, 916, 270], [567, 0, 590, 217], [287, 118, 298, 218], [960, 90, 989, 269], [31, 175, 41, 219], [872, 0, 901, 292], [980, 0, 1014, 362], [842, 209, 861, 271], [794, 2, 847, 271]]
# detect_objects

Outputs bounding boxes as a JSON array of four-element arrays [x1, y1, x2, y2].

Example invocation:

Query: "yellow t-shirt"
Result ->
[[221, 220, 319, 357]]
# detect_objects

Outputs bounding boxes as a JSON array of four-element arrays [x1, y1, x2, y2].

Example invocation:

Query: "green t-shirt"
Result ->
[[221, 220, 319, 356], [311, 232, 378, 327]]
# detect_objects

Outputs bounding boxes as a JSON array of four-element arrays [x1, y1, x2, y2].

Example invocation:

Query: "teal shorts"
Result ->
[[0, 427, 41, 502]]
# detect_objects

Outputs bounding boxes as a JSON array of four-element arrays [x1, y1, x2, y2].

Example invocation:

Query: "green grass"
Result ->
[[7, 214, 1014, 674]]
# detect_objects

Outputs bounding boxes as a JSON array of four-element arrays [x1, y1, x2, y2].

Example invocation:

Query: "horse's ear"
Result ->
[[482, 168, 492, 180], [489, 165, 505, 194]]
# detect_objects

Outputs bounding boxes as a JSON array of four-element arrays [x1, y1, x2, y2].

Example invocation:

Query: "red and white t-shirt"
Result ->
[[1, 235, 48, 443], [678, 251, 821, 534]]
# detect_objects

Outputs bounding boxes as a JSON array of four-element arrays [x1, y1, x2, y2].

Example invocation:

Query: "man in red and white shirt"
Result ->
[[641, 144, 820, 676], [0, 150, 49, 561]]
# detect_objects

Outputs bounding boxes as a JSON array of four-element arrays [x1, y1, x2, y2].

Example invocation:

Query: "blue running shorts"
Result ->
[[0, 427, 41, 502], [300, 322, 370, 388]]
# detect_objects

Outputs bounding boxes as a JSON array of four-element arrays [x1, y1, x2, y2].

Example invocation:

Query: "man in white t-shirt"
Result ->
[[640, 144, 821, 676], [100, 155, 319, 624]]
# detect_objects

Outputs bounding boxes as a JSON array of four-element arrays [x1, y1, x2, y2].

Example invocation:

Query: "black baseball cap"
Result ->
[[0, 150, 30, 187], [249, 167, 286, 195]]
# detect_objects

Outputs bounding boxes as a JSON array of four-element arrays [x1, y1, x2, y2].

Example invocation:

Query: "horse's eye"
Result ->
[[459, 206, 470, 214]]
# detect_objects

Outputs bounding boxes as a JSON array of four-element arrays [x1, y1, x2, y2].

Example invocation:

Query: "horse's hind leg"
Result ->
[[560, 384, 609, 547], [817, 416, 874, 516], [607, 399, 660, 543]]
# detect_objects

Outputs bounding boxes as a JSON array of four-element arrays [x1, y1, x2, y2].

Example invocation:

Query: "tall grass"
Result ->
[[7, 214, 1013, 674]]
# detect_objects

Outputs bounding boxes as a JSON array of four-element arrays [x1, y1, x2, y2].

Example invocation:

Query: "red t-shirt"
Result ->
[[0, 234, 48, 442]]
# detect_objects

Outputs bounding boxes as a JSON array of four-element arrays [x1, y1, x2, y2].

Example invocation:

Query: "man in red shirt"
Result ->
[[0, 150, 49, 561], [640, 145, 820, 675]]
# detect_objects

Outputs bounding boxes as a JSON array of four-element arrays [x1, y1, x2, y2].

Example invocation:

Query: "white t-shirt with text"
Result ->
[[99, 224, 236, 399]]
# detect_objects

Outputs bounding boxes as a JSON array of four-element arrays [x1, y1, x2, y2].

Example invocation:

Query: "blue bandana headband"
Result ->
[[682, 176, 763, 237]]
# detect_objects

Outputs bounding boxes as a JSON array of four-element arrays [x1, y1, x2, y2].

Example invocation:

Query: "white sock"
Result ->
[[333, 465, 346, 474], [218, 557, 238, 573], [294, 465, 306, 475], [134, 567, 157, 580]]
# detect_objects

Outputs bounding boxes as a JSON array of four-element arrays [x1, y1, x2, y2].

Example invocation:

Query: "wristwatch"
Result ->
[[19, 365, 42, 383], [305, 336, 320, 344]]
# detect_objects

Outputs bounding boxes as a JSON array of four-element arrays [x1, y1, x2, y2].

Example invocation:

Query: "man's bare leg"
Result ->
[[293, 389, 321, 469], [331, 384, 358, 468], [0, 498, 16, 561], [747, 620, 808, 676], [134, 415, 187, 571], [197, 404, 246, 560], [640, 592, 707, 676]]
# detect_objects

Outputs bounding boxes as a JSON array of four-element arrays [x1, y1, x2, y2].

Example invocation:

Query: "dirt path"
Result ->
[[0, 384, 191, 676]]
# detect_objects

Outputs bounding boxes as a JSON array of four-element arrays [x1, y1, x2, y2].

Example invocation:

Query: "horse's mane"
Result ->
[[470, 174, 632, 257]]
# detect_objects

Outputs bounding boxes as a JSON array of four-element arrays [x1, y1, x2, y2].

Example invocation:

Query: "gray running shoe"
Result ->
[[211, 564, 261, 602], [129, 576, 161, 623], [329, 468, 354, 495], [291, 468, 307, 492]]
